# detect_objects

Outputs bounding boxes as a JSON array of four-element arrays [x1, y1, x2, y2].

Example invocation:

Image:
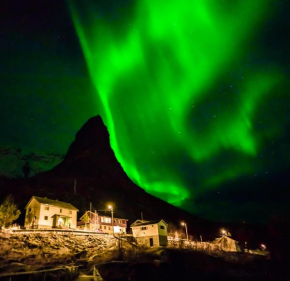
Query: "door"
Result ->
[[149, 238, 154, 247]]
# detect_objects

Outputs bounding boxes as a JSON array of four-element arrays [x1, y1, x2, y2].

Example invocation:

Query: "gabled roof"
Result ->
[[25, 196, 79, 211], [79, 210, 128, 221], [130, 219, 167, 227]]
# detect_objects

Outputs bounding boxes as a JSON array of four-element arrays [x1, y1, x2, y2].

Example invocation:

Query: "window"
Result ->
[[141, 226, 147, 230], [101, 217, 111, 223], [160, 225, 165, 230], [100, 225, 102, 229], [108, 226, 111, 230], [60, 209, 62, 213], [104, 226, 106, 230], [69, 210, 72, 214], [29, 208, 31, 213], [44, 206, 49, 211], [44, 216, 48, 220]]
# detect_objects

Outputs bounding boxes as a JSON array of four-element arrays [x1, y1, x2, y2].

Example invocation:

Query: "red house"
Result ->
[[78, 211, 127, 234]]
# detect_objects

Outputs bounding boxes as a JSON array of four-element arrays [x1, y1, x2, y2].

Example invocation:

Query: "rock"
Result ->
[[0, 262, 30, 273], [74, 250, 88, 259], [98, 261, 129, 281], [27, 241, 40, 249]]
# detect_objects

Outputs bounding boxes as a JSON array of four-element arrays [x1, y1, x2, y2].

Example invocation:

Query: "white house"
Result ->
[[130, 219, 168, 247], [24, 196, 78, 229]]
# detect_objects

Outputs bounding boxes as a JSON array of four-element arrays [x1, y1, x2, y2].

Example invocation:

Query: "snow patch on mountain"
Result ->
[[0, 147, 64, 178]]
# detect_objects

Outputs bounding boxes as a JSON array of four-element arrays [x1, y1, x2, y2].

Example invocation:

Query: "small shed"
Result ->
[[130, 219, 168, 247], [212, 235, 241, 252]]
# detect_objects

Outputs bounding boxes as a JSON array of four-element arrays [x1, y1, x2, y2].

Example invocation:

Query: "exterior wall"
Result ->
[[158, 221, 168, 246], [25, 198, 41, 228], [100, 224, 126, 234], [136, 235, 160, 247], [37, 204, 77, 229], [99, 215, 127, 234], [70, 210, 78, 229], [157, 221, 168, 236], [131, 221, 168, 247], [132, 224, 159, 237], [159, 235, 168, 246], [78, 212, 127, 234]]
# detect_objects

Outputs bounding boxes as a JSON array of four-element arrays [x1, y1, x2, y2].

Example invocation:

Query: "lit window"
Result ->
[[60, 209, 62, 213], [44, 216, 48, 220], [104, 217, 111, 223]]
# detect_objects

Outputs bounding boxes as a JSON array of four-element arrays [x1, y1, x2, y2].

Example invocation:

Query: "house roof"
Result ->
[[25, 196, 79, 211], [130, 219, 168, 227], [79, 210, 128, 221]]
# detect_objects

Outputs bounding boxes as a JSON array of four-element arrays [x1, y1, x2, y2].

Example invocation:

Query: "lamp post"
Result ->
[[108, 205, 114, 235], [181, 222, 188, 241]]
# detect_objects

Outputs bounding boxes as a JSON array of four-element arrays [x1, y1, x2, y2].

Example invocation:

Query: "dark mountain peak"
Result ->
[[53, 115, 129, 181], [62, 115, 112, 163]]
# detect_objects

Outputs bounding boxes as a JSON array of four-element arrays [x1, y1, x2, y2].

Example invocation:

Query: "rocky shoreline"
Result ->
[[0, 231, 274, 281], [0, 231, 116, 275]]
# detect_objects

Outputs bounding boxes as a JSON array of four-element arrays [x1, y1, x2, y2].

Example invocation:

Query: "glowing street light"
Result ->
[[221, 229, 227, 236], [181, 222, 188, 241], [108, 205, 114, 235]]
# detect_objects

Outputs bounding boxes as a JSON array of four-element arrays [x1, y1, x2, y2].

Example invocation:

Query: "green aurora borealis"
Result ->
[[1, 0, 289, 222], [69, 0, 284, 207]]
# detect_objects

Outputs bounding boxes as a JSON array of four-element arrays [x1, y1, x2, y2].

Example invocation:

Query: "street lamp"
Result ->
[[181, 222, 188, 241], [108, 205, 114, 235], [221, 229, 227, 236]]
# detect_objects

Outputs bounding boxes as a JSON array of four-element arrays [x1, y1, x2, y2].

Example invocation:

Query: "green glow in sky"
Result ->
[[70, 0, 281, 207]]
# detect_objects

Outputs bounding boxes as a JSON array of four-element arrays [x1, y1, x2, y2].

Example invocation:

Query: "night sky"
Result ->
[[1, 0, 290, 223]]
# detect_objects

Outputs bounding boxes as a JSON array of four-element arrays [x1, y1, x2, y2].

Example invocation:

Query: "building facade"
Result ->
[[24, 196, 78, 229], [78, 211, 127, 234], [131, 219, 168, 247]]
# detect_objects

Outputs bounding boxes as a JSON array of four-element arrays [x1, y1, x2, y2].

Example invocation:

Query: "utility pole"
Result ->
[[94, 210, 97, 231], [108, 205, 114, 235], [73, 179, 77, 195], [89, 202, 92, 232]]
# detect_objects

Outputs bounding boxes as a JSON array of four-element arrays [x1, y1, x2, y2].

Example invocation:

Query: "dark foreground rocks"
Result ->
[[97, 249, 272, 281], [0, 231, 115, 274]]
